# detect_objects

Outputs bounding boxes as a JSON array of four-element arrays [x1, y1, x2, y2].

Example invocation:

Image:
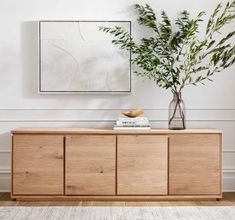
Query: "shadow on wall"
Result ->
[[19, 21, 165, 113], [21, 21, 39, 98]]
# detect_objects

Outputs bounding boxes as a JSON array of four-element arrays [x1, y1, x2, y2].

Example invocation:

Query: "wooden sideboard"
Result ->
[[11, 128, 222, 201]]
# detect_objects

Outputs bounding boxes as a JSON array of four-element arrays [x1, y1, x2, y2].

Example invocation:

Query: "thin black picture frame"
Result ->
[[38, 20, 132, 94]]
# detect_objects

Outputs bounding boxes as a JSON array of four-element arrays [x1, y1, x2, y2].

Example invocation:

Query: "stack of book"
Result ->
[[113, 117, 151, 130]]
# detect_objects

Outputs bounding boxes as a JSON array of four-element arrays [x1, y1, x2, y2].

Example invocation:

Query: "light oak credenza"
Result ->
[[11, 128, 222, 201]]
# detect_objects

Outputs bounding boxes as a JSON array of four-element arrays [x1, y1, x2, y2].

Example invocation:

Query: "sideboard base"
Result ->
[[12, 194, 223, 201]]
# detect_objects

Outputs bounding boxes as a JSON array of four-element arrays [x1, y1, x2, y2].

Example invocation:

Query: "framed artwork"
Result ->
[[38, 20, 131, 94]]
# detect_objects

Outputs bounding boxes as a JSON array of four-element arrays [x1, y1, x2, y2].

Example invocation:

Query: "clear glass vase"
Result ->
[[168, 92, 186, 130]]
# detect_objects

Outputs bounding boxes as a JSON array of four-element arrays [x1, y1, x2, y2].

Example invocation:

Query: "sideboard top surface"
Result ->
[[11, 128, 222, 135]]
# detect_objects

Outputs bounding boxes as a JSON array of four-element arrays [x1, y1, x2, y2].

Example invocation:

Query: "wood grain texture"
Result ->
[[11, 128, 222, 135], [117, 135, 168, 195], [11, 129, 223, 200], [65, 135, 116, 195], [169, 134, 222, 195], [12, 135, 64, 195]]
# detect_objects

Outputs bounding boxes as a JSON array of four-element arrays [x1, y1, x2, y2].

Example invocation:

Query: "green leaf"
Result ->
[[206, 3, 222, 34], [217, 31, 235, 46], [99, 2, 235, 92]]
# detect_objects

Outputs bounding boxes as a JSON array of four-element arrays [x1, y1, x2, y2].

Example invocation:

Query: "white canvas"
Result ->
[[39, 21, 131, 93]]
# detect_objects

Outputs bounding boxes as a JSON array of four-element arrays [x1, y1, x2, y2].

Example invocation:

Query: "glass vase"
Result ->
[[168, 92, 186, 130]]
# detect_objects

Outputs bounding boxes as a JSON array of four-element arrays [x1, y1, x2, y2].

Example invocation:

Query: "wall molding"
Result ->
[[0, 167, 11, 174], [1, 119, 235, 122], [223, 149, 235, 153], [223, 168, 235, 174], [0, 108, 235, 111], [0, 108, 234, 121], [0, 150, 11, 153]]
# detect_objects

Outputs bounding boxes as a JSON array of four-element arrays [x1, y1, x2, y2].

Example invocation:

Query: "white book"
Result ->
[[117, 117, 149, 122], [117, 117, 149, 126], [113, 126, 151, 130], [116, 121, 150, 126], [114, 124, 151, 127]]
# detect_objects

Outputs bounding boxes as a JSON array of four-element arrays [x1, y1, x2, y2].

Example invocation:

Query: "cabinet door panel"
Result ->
[[66, 135, 116, 195], [117, 135, 168, 195], [13, 135, 64, 195], [169, 134, 221, 195]]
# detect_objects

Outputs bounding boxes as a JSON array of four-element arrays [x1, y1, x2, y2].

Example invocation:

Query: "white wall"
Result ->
[[0, 0, 234, 192]]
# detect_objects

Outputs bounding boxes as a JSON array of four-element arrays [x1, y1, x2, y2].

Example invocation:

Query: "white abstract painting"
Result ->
[[39, 21, 131, 93]]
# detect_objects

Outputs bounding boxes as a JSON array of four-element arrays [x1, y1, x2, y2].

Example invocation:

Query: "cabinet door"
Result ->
[[12, 135, 64, 195], [117, 135, 168, 195], [169, 134, 221, 195], [66, 135, 116, 195]]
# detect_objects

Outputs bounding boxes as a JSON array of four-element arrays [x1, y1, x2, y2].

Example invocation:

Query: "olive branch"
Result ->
[[99, 1, 235, 94]]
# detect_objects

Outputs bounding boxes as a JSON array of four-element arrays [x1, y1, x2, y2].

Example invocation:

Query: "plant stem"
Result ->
[[168, 93, 180, 127], [168, 92, 185, 129], [178, 101, 186, 129]]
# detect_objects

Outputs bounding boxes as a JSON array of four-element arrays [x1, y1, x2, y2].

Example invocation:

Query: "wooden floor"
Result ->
[[0, 193, 235, 206]]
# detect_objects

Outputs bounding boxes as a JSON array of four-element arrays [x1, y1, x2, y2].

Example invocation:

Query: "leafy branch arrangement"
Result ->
[[99, 1, 235, 94]]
